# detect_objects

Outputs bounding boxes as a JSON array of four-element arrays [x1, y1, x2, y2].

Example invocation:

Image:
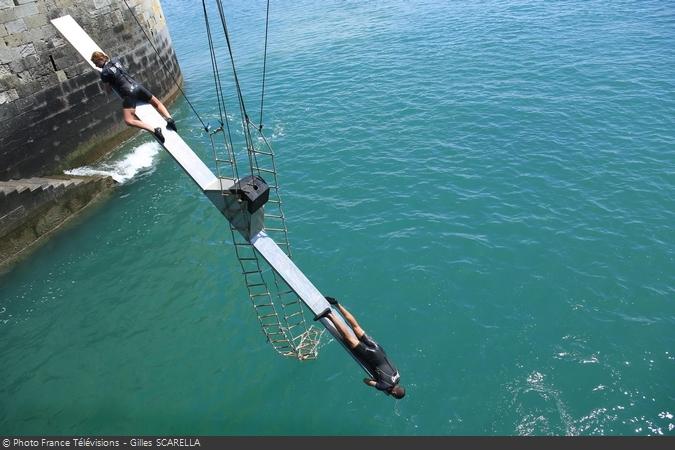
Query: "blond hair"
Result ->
[[90, 51, 109, 65]]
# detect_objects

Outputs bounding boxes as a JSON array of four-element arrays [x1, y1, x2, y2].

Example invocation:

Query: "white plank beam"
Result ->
[[51, 15, 102, 71], [134, 105, 218, 190]]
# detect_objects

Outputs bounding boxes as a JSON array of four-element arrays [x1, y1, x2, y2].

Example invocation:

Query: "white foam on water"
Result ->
[[64, 141, 161, 183]]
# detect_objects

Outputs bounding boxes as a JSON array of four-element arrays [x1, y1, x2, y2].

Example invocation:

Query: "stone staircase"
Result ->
[[0, 175, 115, 267], [0, 177, 88, 194]]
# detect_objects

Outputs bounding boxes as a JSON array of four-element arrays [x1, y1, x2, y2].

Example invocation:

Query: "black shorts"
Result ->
[[352, 334, 380, 362], [122, 84, 153, 109]]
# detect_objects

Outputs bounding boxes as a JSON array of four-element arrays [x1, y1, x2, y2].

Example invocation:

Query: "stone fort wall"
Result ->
[[0, 0, 182, 181]]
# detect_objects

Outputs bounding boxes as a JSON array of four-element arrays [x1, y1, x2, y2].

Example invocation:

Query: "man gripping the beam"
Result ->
[[91, 51, 176, 144]]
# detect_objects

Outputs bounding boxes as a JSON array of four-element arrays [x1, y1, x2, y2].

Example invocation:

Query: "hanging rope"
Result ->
[[213, 0, 258, 180], [201, 0, 239, 183], [258, 0, 271, 130], [121, 0, 208, 131], [202, 0, 225, 124]]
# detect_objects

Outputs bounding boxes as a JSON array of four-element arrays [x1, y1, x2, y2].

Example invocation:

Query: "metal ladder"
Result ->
[[208, 124, 323, 359]]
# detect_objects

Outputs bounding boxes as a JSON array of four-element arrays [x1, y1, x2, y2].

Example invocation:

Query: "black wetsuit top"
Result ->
[[100, 58, 153, 108], [100, 58, 137, 97], [352, 334, 401, 392]]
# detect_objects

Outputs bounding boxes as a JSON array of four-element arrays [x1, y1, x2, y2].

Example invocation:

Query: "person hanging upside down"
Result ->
[[91, 51, 176, 144], [316, 296, 405, 399]]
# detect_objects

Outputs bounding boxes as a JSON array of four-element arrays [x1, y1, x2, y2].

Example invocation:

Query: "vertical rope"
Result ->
[[259, 0, 271, 130], [121, 0, 208, 131], [201, 0, 239, 182], [214, 0, 257, 179]]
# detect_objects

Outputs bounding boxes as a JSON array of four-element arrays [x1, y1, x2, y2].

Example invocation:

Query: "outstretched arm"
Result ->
[[335, 303, 365, 339], [326, 312, 360, 349]]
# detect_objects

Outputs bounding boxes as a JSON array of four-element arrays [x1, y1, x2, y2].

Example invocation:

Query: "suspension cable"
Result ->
[[122, 0, 208, 131], [201, 0, 238, 176], [259, 0, 270, 130], [202, 0, 225, 123], [214, 0, 257, 179]]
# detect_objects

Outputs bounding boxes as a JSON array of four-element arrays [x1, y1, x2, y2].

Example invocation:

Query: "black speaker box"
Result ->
[[231, 175, 270, 213]]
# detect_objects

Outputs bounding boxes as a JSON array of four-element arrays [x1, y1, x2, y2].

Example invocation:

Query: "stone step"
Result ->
[[0, 184, 30, 195], [0, 176, 112, 224], [27, 177, 75, 188], [0, 176, 91, 195], [1, 181, 45, 192], [0, 185, 16, 195], [23, 178, 79, 186]]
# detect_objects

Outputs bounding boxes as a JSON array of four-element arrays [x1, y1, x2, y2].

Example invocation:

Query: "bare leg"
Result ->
[[149, 96, 171, 119], [325, 312, 359, 349], [123, 108, 155, 133], [335, 304, 365, 339]]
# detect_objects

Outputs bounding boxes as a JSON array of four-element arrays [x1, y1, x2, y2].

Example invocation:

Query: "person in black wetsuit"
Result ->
[[316, 297, 405, 399], [91, 51, 176, 144]]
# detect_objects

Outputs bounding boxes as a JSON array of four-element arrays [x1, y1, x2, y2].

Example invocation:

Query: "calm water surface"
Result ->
[[1, 0, 674, 435]]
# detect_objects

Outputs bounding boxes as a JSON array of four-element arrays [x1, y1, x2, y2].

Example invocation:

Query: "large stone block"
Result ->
[[12, 102, 42, 123], [53, 53, 78, 70], [13, 92, 36, 111], [65, 75, 86, 92], [89, 5, 111, 18], [66, 87, 85, 105], [35, 64, 56, 84], [0, 7, 16, 23], [14, 2, 39, 19], [93, 0, 111, 9], [16, 69, 33, 82], [5, 18, 27, 34], [24, 13, 47, 29], [0, 75, 12, 91], [28, 23, 54, 42], [14, 79, 41, 99], [83, 81, 100, 98], [21, 54, 39, 69], [0, 0, 13, 11], [43, 96, 67, 116], [3, 31, 29, 47], [49, 44, 71, 61], [111, 9, 123, 26], [18, 43, 37, 58], [50, 36, 65, 48], [34, 84, 63, 105], [35, 38, 50, 54], [0, 88, 18, 104], [8, 58, 25, 74], [57, 100, 87, 123], [0, 100, 16, 122], [0, 48, 18, 68]]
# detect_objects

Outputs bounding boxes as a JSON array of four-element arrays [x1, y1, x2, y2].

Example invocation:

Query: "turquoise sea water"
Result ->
[[1, 0, 674, 435]]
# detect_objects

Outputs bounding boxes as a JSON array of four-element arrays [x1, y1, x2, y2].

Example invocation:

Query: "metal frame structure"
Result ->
[[51, 15, 372, 375]]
